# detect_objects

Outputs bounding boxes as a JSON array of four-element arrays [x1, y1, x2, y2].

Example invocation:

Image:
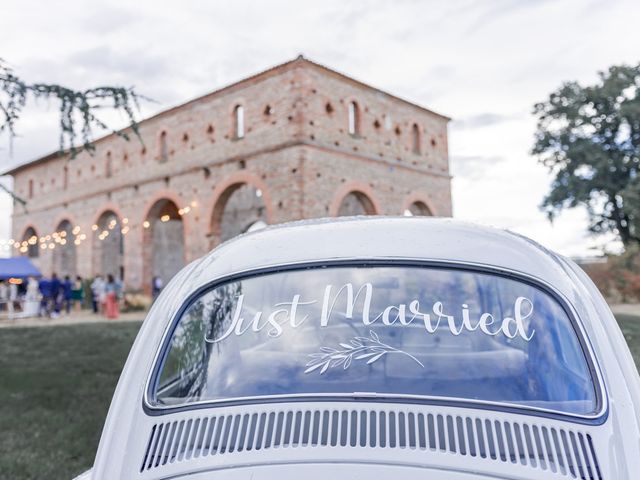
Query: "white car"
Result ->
[[77, 217, 640, 479]]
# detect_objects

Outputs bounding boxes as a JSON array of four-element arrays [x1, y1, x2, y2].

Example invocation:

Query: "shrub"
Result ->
[[122, 291, 152, 312], [582, 247, 640, 303]]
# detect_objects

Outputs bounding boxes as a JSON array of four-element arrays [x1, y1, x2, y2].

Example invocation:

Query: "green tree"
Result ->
[[1, 58, 144, 204], [532, 64, 640, 247]]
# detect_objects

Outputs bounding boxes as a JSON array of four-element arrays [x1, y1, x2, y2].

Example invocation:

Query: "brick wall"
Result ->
[[9, 57, 451, 291]]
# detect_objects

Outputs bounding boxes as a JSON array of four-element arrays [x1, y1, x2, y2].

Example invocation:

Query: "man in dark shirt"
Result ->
[[39, 277, 51, 317], [62, 275, 73, 314], [50, 273, 62, 317]]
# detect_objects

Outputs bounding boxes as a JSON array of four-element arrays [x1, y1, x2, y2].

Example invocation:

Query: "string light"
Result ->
[[3, 201, 198, 248]]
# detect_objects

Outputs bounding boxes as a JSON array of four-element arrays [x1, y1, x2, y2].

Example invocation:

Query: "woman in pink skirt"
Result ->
[[104, 274, 120, 319]]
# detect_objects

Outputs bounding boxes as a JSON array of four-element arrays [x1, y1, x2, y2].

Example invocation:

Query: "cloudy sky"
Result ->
[[2, 0, 639, 257]]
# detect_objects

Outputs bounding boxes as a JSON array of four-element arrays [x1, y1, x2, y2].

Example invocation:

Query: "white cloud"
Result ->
[[1, 0, 639, 257]]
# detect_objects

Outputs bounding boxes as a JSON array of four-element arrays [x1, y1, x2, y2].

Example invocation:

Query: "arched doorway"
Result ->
[[143, 199, 185, 289], [20, 227, 39, 258], [93, 210, 124, 279], [404, 201, 433, 216], [210, 183, 268, 247], [337, 191, 377, 216], [51, 220, 76, 277]]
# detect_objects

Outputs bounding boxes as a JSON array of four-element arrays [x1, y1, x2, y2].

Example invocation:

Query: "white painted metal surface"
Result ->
[[75, 217, 640, 479]]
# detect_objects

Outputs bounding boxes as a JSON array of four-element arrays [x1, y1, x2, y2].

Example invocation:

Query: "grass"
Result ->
[[617, 313, 640, 366], [0, 314, 639, 480], [0, 322, 141, 480]]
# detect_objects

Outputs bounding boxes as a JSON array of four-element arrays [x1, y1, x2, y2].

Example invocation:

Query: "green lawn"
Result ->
[[617, 313, 640, 366], [1, 315, 639, 480], [0, 322, 141, 480]]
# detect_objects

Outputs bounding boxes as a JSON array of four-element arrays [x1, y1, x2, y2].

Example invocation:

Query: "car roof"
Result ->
[[186, 216, 578, 298]]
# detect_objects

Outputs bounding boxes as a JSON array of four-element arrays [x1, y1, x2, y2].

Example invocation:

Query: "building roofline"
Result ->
[[299, 56, 451, 121], [2, 55, 450, 177]]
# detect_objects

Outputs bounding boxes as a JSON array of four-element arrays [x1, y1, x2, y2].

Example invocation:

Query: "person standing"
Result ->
[[24, 276, 40, 317], [62, 275, 73, 315], [0, 280, 8, 316], [152, 276, 163, 300], [71, 276, 84, 312], [50, 273, 61, 318], [81, 277, 92, 310], [38, 276, 51, 317], [104, 274, 120, 319], [91, 275, 104, 314], [7, 281, 18, 318]]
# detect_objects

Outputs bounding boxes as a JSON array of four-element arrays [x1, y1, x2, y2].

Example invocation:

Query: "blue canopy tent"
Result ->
[[0, 257, 42, 280]]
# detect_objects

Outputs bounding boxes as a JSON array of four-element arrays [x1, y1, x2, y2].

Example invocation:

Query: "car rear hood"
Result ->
[[172, 463, 504, 479]]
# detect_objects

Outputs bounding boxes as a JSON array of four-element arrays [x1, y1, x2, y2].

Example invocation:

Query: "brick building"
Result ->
[[6, 56, 452, 293]]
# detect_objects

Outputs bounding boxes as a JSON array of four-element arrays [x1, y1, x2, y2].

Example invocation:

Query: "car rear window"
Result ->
[[150, 265, 599, 417]]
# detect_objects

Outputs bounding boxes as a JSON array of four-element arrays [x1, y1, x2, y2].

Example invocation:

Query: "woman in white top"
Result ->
[[24, 277, 40, 317]]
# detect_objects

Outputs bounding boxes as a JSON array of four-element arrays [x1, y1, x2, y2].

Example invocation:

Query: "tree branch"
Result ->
[[0, 179, 25, 207], [0, 58, 148, 158]]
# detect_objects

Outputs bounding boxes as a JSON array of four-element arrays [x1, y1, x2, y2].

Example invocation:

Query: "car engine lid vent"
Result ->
[[140, 407, 602, 479]]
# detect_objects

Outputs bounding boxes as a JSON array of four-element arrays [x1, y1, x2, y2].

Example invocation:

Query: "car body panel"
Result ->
[[88, 217, 640, 479], [170, 463, 506, 479]]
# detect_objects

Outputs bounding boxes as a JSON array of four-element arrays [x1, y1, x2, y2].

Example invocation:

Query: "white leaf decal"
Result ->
[[305, 330, 424, 375], [304, 362, 328, 374], [367, 352, 385, 364]]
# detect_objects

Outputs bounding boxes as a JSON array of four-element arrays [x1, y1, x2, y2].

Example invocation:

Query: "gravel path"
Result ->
[[0, 310, 145, 328], [2, 304, 638, 329]]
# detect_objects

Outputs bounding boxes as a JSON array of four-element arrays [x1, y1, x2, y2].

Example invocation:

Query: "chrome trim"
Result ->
[[142, 257, 609, 424]]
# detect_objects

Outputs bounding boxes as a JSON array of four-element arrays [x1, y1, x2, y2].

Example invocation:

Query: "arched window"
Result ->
[[348, 101, 360, 136], [412, 123, 421, 154], [143, 199, 185, 290], [51, 220, 77, 277], [93, 211, 124, 279], [404, 201, 433, 217], [63, 166, 69, 189], [234, 105, 245, 139], [105, 151, 113, 178], [28, 179, 34, 199], [337, 191, 376, 216], [159, 131, 168, 162], [210, 182, 268, 246]]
